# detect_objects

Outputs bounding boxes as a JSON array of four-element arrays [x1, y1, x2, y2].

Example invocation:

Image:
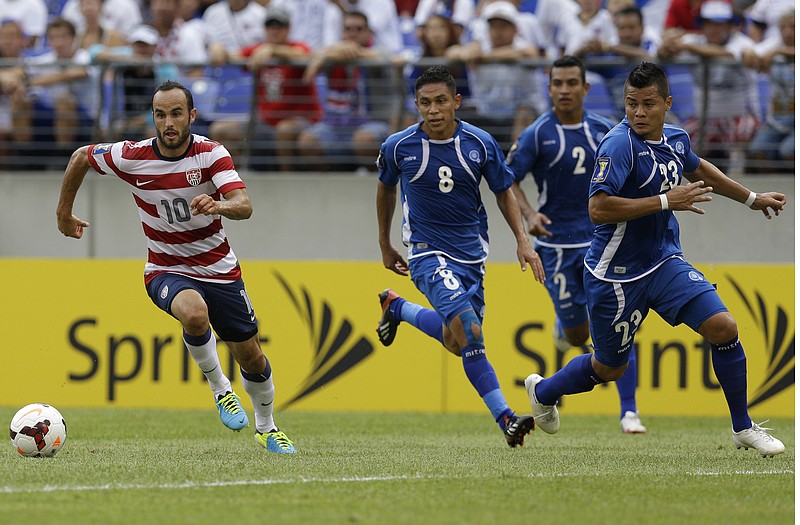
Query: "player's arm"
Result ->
[[589, 180, 714, 223], [190, 187, 252, 220], [376, 181, 408, 276], [496, 188, 545, 283], [56, 145, 92, 239], [684, 158, 786, 219], [510, 180, 552, 237]]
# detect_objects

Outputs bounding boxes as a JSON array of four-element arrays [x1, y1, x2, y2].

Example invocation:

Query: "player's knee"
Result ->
[[700, 312, 738, 345], [457, 310, 484, 347]]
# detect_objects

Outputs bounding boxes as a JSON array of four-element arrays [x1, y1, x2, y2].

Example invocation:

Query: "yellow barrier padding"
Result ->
[[0, 260, 793, 417]]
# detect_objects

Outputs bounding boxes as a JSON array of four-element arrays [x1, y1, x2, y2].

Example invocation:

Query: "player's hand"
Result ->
[[527, 211, 553, 238], [57, 214, 90, 239], [381, 245, 409, 276], [190, 194, 219, 216], [518, 242, 546, 284], [666, 180, 713, 214], [750, 191, 786, 220]]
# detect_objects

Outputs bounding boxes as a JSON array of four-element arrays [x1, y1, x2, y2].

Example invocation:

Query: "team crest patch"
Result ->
[[93, 143, 112, 155], [185, 168, 202, 186], [469, 150, 481, 162], [592, 157, 611, 183], [676, 141, 685, 154], [688, 271, 703, 282]]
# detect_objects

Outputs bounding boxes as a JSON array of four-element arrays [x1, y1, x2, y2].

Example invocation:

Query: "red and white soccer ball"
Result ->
[[9, 403, 67, 457]]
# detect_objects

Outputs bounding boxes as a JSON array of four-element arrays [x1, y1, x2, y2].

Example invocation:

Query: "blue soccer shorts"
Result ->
[[537, 245, 589, 329], [585, 256, 726, 367], [409, 254, 486, 325], [146, 273, 259, 343]]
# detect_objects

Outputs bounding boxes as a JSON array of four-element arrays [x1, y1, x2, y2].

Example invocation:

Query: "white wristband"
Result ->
[[659, 193, 669, 211], [744, 191, 756, 207]]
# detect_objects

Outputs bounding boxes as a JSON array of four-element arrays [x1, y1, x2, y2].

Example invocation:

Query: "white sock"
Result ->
[[183, 329, 231, 398], [241, 369, 276, 433]]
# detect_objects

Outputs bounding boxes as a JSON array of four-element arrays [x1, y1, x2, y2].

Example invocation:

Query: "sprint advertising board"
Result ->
[[1, 260, 793, 417]]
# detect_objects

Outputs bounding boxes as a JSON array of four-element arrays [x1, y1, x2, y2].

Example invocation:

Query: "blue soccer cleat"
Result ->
[[255, 429, 296, 454], [215, 391, 249, 431]]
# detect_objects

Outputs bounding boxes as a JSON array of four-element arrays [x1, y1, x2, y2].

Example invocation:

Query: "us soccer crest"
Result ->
[[592, 157, 611, 183], [185, 168, 202, 186]]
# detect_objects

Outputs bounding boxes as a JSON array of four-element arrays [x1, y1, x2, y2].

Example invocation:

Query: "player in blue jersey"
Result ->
[[507, 56, 646, 434], [523, 61, 786, 457], [375, 65, 546, 448]]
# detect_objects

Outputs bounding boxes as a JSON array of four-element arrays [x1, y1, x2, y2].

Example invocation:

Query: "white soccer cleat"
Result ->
[[732, 421, 785, 458], [620, 411, 647, 434], [524, 373, 560, 434]]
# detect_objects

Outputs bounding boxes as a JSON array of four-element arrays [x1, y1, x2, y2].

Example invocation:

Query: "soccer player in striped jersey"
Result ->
[[523, 61, 786, 457], [375, 66, 546, 448], [507, 56, 646, 434], [56, 80, 296, 454]]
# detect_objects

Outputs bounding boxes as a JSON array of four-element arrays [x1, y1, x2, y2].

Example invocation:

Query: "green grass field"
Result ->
[[0, 408, 793, 525]]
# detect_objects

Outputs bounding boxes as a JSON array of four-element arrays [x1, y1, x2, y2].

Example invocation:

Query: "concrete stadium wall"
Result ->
[[0, 172, 794, 263]]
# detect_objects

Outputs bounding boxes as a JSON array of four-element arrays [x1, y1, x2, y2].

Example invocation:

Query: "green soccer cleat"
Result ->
[[255, 429, 297, 454], [215, 391, 249, 431]]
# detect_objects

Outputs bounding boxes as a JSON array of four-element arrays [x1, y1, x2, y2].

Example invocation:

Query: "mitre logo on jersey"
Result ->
[[185, 168, 202, 186], [593, 157, 611, 183]]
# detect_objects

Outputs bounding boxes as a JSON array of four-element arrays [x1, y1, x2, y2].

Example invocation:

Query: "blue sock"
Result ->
[[710, 336, 751, 432], [615, 346, 638, 418], [461, 345, 512, 427], [536, 352, 603, 406], [392, 298, 444, 343]]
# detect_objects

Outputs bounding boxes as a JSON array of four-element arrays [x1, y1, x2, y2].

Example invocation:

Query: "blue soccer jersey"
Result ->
[[377, 120, 515, 262], [506, 110, 614, 248], [584, 119, 701, 282]]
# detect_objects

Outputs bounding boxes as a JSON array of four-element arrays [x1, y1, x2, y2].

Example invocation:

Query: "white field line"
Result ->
[[0, 470, 793, 495]]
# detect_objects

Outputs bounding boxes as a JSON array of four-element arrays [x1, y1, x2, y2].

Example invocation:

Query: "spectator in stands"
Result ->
[[209, 6, 322, 171], [413, 0, 475, 43], [524, 0, 579, 58], [269, 0, 343, 51], [0, 0, 49, 49], [659, 0, 758, 173], [746, 0, 793, 43], [298, 11, 395, 171], [663, 0, 703, 33], [94, 24, 164, 140], [76, 0, 127, 55], [744, 8, 794, 173], [0, 19, 26, 167], [11, 18, 96, 160], [398, 13, 470, 129], [559, 0, 617, 58], [61, 0, 143, 40], [449, 1, 544, 152], [149, 0, 208, 78], [180, 0, 209, 45], [203, 0, 266, 56], [336, 0, 404, 54], [579, 6, 660, 117]]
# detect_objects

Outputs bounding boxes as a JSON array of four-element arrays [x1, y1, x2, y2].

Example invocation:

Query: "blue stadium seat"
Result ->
[[207, 76, 254, 122], [666, 66, 695, 122], [584, 72, 617, 119], [756, 72, 770, 121]]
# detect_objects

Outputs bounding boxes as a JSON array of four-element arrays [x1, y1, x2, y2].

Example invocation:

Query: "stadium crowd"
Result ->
[[0, 0, 794, 173]]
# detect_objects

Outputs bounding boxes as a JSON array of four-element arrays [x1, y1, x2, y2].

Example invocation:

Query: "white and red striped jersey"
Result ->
[[87, 135, 247, 285]]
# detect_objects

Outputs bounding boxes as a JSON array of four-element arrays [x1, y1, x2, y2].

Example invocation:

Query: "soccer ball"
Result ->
[[9, 403, 67, 457]]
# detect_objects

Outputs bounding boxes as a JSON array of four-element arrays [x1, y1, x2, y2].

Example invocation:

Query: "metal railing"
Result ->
[[0, 56, 792, 174]]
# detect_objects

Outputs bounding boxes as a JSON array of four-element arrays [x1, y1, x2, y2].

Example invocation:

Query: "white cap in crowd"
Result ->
[[482, 1, 519, 26], [128, 25, 160, 45], [699, 1, 734, 23]]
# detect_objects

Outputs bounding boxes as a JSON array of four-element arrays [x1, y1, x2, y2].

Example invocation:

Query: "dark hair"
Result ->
[[421, 14, 459, 56], [550, 55, 586, 83], [414, 65, 456, 96], [47, 17, 76, 37], [152, 80, 195, 111], [625, 61, 670, 99], [614, 6, 643, 24], [345, 10, 369, 27]]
